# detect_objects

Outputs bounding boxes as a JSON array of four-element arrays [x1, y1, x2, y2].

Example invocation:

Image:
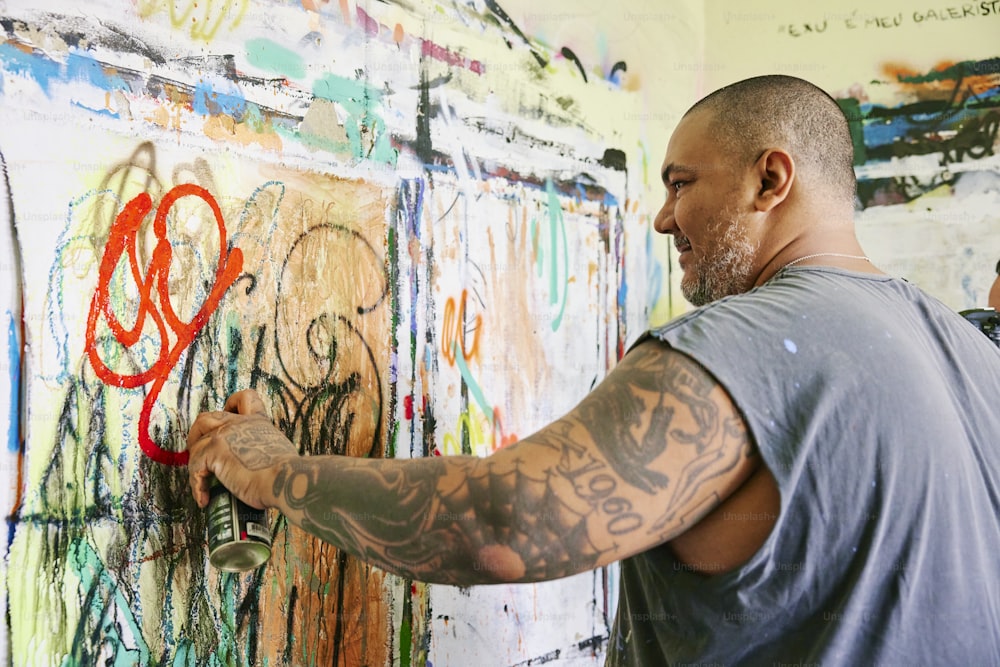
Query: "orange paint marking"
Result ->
[[441, 289, 481, 366]]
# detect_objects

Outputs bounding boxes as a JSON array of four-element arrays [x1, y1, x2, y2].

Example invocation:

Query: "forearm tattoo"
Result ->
[[271, 342, 751, 585], [272, 454, 605, 585]]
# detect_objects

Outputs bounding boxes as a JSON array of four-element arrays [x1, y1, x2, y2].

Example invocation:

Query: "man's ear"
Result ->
[[753, 149, 794, 212]]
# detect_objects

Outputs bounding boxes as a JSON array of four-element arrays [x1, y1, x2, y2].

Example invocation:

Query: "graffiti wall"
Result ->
[[704, 0, 1000, 310], [0, 0, 697, 665]]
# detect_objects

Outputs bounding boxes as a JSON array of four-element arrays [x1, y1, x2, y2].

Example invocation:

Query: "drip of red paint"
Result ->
[[85, 183, 243, 466]]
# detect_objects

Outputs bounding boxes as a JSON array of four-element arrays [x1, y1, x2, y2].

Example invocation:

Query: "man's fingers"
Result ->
[[187, 413, 232, 506], [188, 461, 214, 508], [224, 389, 268, 416], [187, 430, 215, 507], [186, 411, 229, 448]]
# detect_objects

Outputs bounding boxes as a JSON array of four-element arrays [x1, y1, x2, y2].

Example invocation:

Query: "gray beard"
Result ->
[[681, 216, 757, 307]]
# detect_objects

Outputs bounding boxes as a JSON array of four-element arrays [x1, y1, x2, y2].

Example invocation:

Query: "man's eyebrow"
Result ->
[[661, 163, 697, 184]]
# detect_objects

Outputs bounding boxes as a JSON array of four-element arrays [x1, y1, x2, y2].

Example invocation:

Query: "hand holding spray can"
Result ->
[[207, 478, 272, 572]]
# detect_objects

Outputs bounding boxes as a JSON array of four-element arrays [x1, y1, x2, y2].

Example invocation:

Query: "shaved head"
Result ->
[[686, 75, 857, 208]]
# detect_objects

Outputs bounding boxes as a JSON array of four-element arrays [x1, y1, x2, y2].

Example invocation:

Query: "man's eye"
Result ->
[[669, 181, 686, 192]]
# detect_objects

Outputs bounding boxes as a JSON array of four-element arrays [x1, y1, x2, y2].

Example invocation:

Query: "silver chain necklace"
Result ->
[[781, 252, 870, 271]]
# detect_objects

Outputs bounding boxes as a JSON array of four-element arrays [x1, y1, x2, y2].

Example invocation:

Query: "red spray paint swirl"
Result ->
[[85, 184, 243, 466]]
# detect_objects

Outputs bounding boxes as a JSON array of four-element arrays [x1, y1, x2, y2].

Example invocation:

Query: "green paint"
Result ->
[[278, 124, 398, 166], [387, 225, 399, 459], [547, 182, 559, 304], [219, 574, 249, 667], [172, 640, 196, 666], [69, 537, 151, 665], [312, 74, 384, 106], [837, 98, 867, 166], [245, 38, 306, 79], [529, 182, 570, 331], [398, 602, 413, 667], [894, 61, 969, 84], [545, 179, 569, 331], [303, 75, 397, 164], [241, 102, 268, 133], [531, 216, 544, 274], [453, 342, 494, 422]]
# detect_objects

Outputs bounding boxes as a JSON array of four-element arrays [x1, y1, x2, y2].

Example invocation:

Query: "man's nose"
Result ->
[[653, 199, 675, 235]]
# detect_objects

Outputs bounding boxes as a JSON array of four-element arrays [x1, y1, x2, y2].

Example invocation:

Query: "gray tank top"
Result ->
[[607, 267, 1000, 666]]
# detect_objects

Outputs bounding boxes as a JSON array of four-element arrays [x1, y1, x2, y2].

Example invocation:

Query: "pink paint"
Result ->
[[356, 6, 379, 36], [420, 39, 483, 75]]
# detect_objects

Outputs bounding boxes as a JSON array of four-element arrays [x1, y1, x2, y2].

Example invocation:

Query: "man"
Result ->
[[188, 76, 1000, 665]]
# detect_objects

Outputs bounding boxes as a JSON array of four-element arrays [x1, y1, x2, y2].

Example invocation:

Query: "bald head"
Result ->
[[686, 75, 857, 209]]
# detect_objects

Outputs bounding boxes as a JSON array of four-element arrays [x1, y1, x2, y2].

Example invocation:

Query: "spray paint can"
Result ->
[[207, 478, 272, 572]]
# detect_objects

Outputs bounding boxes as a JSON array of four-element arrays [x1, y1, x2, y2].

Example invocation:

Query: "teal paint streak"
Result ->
[[544, 179, 569, 331], [313, 74, 384, 106], [218, 574, 251, 667], [308, 74, 397, 163], [531, 181, 570, 330], [68, 537, 151, 666], [245, 38, 306, 79], [64, 535, 248, 665], [453, 342, 494, 423], [172, 640, 196, 666]]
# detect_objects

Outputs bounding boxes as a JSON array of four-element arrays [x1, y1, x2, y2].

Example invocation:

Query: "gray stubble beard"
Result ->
[[681, 210, 758, 307]]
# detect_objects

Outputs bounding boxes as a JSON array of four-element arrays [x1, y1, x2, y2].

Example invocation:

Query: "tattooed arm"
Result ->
[[187, 338, 761, 586]]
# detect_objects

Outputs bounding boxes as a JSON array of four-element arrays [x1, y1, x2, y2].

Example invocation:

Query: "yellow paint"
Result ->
[[137, 0, 249, 40], [440, 404, 491, 457], [144, 102, 184, 131], [202, 115, 284, 152]]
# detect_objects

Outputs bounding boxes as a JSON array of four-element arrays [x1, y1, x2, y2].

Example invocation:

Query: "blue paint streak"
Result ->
[[402, 179, 425, 340], [70, 101, 120, 119], [66, 51, 128, 91], [862, 116, 927, 147], [617, 268, 628, 308], [644, 227, 663, 310], [0, 43, 63, 94], [0, 47, 128, 97], [6, 313, 19, 454], [193, 79, 247, 119]]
